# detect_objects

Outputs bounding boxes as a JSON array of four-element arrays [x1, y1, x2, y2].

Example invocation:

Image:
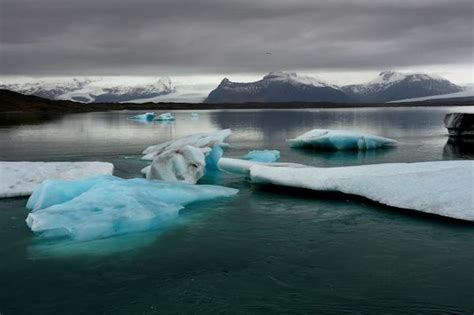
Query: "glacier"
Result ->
[[250, 161, 474, 221], [128, 112, 156, 121], [288, 129, 397, 150], [26, 176, 238, 241], [0, 161, 114, 198], [156, 112, 176, 121], [243, 150, 280, 163], [142, 129, 231, 161], [145, 145, 209, 184]]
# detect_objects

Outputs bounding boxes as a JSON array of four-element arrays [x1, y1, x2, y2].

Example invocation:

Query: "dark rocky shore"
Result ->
[[1, 89, 474, 114]]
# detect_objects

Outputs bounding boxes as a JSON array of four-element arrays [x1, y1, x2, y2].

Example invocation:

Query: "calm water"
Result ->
[[0, 107, 473, 314]]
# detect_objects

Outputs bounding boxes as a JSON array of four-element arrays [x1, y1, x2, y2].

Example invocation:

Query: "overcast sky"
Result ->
[[1, 0, 473, 84]]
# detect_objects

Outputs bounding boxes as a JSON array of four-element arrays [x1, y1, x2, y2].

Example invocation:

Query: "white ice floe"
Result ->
[[288, 129, 397, 150], [127, 112, 156, 121], [26, 175, 238, 241], [142, 129, 232, 161], [243, 150, 280, 163], [250, 160, 474, 221], [218, 158, 306, 176], [145, 145, 210, 184], [156, 112, 176, 121], [0, 161, 114, 198]]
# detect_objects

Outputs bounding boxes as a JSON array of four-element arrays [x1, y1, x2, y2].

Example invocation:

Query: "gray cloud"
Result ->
[[1, 0, 473, 76]]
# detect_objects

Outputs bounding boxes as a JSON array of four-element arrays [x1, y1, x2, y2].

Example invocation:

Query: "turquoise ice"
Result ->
[[26, 176, 238, 241], [243, 150, 280, 162], [288, 129, 397, 150], [127, 112, 156, 121]]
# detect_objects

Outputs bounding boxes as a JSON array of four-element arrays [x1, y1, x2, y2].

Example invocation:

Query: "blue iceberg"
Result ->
[[205, 145, 224, 170], [243, 150, 280, 163], [156, 112, 176, 121], [288, 129, 397, 150], [128, 112, 156, 121], [26, 176, 238, 241]]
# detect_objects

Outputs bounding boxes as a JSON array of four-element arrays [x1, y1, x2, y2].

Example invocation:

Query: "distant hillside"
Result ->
[[205, 72, 352, 103], [1, 89, 473, 114], [342, 71, 463, 102], [390, 87, 474, 103], [0, 77, 175, 103]]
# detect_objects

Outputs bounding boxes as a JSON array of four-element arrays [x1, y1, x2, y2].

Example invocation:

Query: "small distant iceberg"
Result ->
[[191, 112, 199, 118], [25, 176, 238, 241], [243, 150, 280, 163], [127, 112, 156, 121], [0, 161, 114, 198], [288, 129, 397, 150], [250, 160, 474, 221], [156, 112, 176, 121]]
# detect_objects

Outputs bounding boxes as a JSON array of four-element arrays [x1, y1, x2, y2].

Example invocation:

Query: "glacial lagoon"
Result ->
[[1, 107, 474, 313]]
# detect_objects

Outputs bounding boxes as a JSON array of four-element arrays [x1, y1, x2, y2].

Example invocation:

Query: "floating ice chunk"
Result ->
[[0, 161, 114, 198], [145, 145, 209, 184], [288, 129, 397, 150], [191, 112, 199, 118], [156, 112, 176, 121], [250, 161, 474, 221], [205, 145, 224, 170], [142, 129, 232, 161], [243, 150, 280, 163], [218, 158, 306, 176], [128, 112, 156, 121], [26, 176, 238, 241]]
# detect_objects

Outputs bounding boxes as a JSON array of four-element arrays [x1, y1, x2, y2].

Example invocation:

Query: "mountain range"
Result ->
[[205, 72, 351, 103], [0, 77, 175, 103], [341, 71, 463, 102], [0, 71, 468, 104], [205, 71, 464, 103]]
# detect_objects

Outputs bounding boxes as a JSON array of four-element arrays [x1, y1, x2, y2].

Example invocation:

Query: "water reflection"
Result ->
[[443, 137, 474, 159], [28, 230, 161, 259]]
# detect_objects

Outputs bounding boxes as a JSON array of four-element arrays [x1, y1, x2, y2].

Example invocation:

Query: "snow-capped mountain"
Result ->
[[0, 78, 95, 100], [91, 78, 175, 103], [341, 71, 463, 102], [205, 72, 351, 103], [0, 77, 176, 103]]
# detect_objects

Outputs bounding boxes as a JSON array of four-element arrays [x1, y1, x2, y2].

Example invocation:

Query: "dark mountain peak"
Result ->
[[378, 70, 402, 81], [220, 78, 231, 85], [204, 72, 351, 103]]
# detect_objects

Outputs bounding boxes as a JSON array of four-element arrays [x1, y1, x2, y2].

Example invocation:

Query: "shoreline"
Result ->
[[1, 89, 473, 114]]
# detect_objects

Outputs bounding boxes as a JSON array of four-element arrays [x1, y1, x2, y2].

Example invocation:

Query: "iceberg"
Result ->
[[250, 161, 474, 221], [156, 112, 176, 121], [142, 129, 232, 161], [144, 145, 209, 184], [243, 150, 280, 163], [26, 176, 238, 241], [205, 145, 224, 170], [218, 158, 306, 176], [127, 112, 156, 121], [0, 161, 114, 198], [288, 129, 397, 150]]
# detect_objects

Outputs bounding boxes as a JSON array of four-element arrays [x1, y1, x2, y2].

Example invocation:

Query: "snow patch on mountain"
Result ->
[[342, 71, 462, 102], [1, 77, 176, 103]]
